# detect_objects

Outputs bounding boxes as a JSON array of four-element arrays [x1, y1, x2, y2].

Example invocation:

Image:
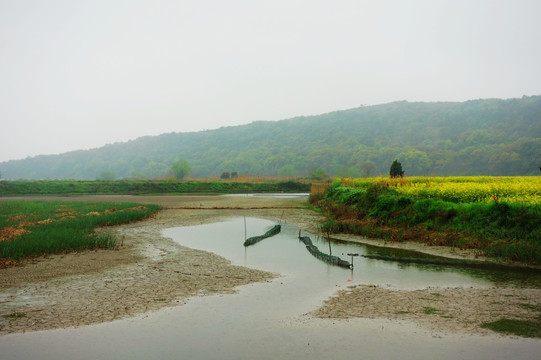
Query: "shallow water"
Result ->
[[166, 217, 541, 290], [1, 217, 540, 360]]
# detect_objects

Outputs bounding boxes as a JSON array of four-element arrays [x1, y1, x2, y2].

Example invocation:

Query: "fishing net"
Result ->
[[243, 225, 281, 247], [299, 236, 351, 268]]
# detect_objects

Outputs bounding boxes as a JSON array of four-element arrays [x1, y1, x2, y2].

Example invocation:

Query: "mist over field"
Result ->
[[1, 96, 540, 180]]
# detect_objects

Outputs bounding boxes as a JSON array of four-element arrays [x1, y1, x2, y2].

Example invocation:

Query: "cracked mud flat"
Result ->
[[0, 195, 539, 337], [313, 285, 541, 336]]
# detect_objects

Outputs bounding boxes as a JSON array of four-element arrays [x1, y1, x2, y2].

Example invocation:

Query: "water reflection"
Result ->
[[164, 217, 541, 290]]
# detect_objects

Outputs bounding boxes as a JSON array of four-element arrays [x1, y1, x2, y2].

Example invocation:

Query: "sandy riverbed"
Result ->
[[0, 195, 539, 336]]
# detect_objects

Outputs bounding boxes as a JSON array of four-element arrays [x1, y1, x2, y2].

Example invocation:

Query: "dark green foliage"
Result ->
[[325, 186, 366, 205], [389, 160, 404, 178], [370, 195, 397, 218], [362, 183, 389, 209], [412, 199, 458, 225], [2, 96, 540, 179]]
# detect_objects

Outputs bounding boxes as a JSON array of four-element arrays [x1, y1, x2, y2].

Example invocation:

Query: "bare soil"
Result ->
[[0, 195, 539, 336]]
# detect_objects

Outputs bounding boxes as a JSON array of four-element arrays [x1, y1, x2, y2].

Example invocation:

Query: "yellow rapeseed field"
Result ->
[[343, 176, 541, 204]]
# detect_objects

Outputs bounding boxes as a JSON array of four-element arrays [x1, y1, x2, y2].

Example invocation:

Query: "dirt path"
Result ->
[[0, 195, 539, 336]]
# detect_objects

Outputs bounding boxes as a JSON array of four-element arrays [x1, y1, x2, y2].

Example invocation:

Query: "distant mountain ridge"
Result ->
[[1, 96, 540, 179]]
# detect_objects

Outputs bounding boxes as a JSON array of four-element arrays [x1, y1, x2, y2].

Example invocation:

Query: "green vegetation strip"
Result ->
[[0, 200, 161, 261], [0, 180, 310, 196]]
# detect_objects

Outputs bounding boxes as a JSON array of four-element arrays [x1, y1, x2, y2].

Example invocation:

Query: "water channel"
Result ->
[[166, 217, 541, 290], [1, 217, 539, 359]]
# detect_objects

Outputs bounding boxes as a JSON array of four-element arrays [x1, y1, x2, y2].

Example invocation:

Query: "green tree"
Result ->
[[171, 159, 191, 180], [389, 160, 404, 178]]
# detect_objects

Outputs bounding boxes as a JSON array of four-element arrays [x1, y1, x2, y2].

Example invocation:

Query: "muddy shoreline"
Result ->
[[0, 195, 539, 336]]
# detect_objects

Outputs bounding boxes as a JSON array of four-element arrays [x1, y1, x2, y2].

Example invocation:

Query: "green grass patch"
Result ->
[[481, 319, 541, 338], [422, 307, 440, 315], [0, 200, 161, 261], [2, 312, 27, 318]]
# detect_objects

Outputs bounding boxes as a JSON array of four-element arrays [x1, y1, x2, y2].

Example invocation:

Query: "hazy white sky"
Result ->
[[1, 0, 540, 162]]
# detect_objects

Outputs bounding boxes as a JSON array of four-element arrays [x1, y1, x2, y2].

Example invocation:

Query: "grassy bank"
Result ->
[[0, 180, 310, 196], [311, 177, 541, 264], [0, 201, 161, 265]]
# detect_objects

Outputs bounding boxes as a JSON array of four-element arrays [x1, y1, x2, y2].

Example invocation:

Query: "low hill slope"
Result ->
[[1, 96, 540, 179]]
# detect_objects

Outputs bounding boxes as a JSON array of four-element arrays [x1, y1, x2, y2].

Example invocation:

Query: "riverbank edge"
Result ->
[[329, 233, 541, 271]]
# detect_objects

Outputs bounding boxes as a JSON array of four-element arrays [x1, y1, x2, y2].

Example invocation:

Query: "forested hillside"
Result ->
[[1, 96, 540, 180]]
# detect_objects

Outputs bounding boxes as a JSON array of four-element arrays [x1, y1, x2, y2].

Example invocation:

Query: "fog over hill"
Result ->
[[1, 96, 540, 180]]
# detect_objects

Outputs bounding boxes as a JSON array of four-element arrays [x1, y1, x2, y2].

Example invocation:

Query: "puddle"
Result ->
[[1, 217, 539, 360]]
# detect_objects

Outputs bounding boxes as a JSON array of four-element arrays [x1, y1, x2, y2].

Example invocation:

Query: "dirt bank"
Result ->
[[0, 195, 539, 336]]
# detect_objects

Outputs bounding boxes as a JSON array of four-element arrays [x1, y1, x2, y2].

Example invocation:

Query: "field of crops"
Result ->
[[341, 176, 541, 204]]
